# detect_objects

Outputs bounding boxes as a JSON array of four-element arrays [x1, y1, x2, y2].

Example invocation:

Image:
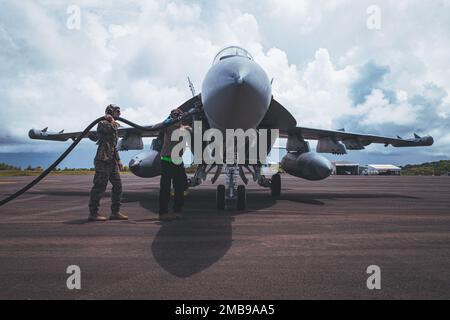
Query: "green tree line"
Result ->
[[401, 160, 450, 176]]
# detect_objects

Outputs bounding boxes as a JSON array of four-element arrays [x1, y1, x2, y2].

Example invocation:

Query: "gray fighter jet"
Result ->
[[29, 46, 434, 210]]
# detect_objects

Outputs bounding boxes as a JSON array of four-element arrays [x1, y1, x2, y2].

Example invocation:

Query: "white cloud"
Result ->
[[265, 0, 348, 34], [356, 89, 417, 126], [0, 0, 449, 164], [258, 47, 357, 129]]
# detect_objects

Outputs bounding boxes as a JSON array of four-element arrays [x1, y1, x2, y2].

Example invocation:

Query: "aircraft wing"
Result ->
[[28, 95, 202, 144], [28, 125, 161, 142], [259, 98, 434, 153], [279, 126, 434, 153]]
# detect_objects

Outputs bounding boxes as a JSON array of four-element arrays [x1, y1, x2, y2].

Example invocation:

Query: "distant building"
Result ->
[[366, 164, 401, 175], [262, 162, 281, 175], [332, 161, 360, 175]]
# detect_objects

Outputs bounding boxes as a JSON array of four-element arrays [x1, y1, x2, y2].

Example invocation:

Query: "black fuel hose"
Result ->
[[0, 117, 106, 207], [0, 109, 201, 207]]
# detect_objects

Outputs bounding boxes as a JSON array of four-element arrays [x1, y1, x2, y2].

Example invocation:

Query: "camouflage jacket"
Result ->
[[94, 120, 120, 163]]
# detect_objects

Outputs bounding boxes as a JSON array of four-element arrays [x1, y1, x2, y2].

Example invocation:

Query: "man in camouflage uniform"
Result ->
[[88, 104, 128, 222]]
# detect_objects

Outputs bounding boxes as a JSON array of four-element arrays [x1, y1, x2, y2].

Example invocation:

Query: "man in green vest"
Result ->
[[158, 108, 189, 220]]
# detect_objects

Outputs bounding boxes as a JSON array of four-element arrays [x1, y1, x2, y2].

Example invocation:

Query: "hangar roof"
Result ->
[[368, 164, 401, 170]]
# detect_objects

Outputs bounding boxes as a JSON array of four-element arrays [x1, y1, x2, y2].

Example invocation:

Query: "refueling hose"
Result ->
[[0, 110, 200, 207]]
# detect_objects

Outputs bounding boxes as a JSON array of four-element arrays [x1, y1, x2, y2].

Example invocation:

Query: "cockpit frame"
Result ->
[[212, 46, 254, 65]]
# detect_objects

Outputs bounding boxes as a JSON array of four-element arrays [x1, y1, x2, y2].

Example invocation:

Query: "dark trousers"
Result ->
[[89, 160, 122, 215], [159, 160, 186, 214]]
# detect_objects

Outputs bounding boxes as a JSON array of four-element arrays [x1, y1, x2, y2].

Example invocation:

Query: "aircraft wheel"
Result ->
[[237, 185, 246, 210], [271, 173, 281, 197], [186, 178, 192, 189], [216, 184, 225, 210]]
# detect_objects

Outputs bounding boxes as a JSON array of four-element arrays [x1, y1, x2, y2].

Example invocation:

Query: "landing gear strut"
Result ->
[[251, 165, 282, 197]]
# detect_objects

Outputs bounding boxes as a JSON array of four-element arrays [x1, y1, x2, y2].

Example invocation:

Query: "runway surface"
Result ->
[[0, 174, 449, 299]]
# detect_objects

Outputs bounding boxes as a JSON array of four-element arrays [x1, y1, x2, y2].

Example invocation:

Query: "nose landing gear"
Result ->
[[213, 164, 282, 210], [215, 165, 247, 210]]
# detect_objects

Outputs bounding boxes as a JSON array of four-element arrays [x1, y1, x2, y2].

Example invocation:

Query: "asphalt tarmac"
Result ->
[[0, 174, 449, 299]]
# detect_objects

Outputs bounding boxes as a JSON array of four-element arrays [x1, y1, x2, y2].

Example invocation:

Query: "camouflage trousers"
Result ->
[[89, 160, 122, 215]]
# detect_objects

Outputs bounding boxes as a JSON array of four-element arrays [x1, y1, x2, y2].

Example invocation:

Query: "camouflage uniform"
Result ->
[[88, 120, 122, 215]]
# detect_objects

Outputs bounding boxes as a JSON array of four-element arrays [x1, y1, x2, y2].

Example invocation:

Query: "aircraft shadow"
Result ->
[[29, 188, 419, 277], [125, 189, 274, 278], [278, 192, 419, 206]]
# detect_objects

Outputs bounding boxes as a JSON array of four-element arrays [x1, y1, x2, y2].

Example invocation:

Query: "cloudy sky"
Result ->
[[0, 0, 449, 168]]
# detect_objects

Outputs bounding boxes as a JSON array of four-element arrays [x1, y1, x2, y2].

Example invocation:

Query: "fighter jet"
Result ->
[[29, 46, 434, 210]]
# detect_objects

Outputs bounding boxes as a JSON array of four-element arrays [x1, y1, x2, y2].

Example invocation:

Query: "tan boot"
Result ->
[[88, 214, 108, 222], [110, 212, 128, 220]]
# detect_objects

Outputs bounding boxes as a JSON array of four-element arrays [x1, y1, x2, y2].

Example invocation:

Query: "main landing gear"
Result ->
[[270, 173, 281, 197]]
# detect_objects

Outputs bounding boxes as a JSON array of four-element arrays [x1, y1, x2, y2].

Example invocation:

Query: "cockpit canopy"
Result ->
[[212, 46, 254, 65]]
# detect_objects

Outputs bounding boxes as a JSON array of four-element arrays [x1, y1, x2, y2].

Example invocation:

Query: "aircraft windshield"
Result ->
[[212, 46, 254, 65]]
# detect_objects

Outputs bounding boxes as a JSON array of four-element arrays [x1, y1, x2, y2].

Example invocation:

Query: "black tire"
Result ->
[[237, 185, 246, 210], [216, 184, 225, 210], [271, 173, 281, 197], [186, 178, 191, 189]]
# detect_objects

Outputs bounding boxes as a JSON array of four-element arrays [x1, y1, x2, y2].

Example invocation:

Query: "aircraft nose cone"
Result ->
[[201, 57, 272, 130], [230, 71, 245, 84]]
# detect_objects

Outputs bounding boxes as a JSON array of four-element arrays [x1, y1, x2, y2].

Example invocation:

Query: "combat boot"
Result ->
[[158, 212, 177, 221], [174, 213, 183, 219], [88, 214, 108, 222], [174, 208, 183, 219], [110, 212, 128, 220]]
